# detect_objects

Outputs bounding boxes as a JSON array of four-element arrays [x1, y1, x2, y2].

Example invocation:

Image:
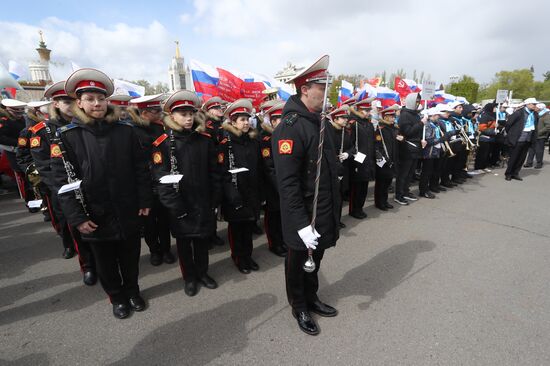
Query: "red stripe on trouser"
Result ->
[[67, 225, 84, 273], [14, 172, 26, 200], [264, 211, 273, 249], [349, 184, 355, 213], [228, 225, 237, 265], [176, 241, 186, 279], [43, 194, 60, 233]]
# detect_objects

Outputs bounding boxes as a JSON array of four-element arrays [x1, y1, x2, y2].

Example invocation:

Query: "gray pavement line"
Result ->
[[247, 304, 290, 334], [431, 206, 550, 239], [0, 209, 28, 217]]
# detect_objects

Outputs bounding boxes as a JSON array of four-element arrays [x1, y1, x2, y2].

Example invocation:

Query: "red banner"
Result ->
[[217, 68, 243, 102]]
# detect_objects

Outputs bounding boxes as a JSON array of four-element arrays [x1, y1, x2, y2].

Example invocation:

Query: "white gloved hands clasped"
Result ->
[[338, 152, 349, 162], [298, 226, 321, 250]]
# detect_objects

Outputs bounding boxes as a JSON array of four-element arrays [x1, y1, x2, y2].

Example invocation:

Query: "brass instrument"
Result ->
[[437, 126, 456, 157], [25, 163, 42, 201]]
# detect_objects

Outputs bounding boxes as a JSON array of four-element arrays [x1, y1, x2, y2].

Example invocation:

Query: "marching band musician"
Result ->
[[272, 55, 341, 336], [219, 99, 262, 274], [419, 108, 444, 199], [260, 101, 288, 257], [374, 105, 400, 210], [50, 68, 152, 319], [151, 90, 220, 296], [438, 104, 460, 188], [347, 98, 376, 219], [128, 94, 175, 266], [30, 82, 97, 283]]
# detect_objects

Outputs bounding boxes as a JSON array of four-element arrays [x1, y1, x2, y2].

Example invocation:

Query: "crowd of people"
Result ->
[[0, 56, 549, 335]]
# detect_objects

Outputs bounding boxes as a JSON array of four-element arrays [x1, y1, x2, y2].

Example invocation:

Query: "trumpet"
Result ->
[[25, 163, 42, 201], [437, 126, 456, 157]]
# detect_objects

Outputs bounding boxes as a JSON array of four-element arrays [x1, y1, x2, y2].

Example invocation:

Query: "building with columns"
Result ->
[[168, 41, 193, 91]]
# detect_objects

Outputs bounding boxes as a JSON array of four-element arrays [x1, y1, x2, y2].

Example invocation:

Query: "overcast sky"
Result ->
[[1, 0, 548, 87]]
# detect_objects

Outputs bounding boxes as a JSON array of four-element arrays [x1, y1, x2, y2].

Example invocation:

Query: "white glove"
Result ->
[[298, 226, 321, 250], [339, 152, 349, 162]]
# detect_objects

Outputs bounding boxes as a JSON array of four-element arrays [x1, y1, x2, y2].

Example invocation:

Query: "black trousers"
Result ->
[[419, 158, 436, 194], [452, 149, 468, 179], [264, 210, 285, 251], [228, 221, 254, 264], [44, 193, 95, 272], [349, 181, 368, 214], [474, 141, 492, 170], [489, 141, 505, 166], [526, 139, 546, 166], [441, 155, 455, 184], [285, 248, 325, 313], [505, 141, 531, 177], [176, 237, 209, 282], [395, 158, 417, 197], [143, 197, 171, 254], [88, 235, 141, 304], [374, 167, 393, 207], [429, 158, 442, 190]]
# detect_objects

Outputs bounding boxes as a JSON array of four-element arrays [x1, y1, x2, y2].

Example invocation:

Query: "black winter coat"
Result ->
[[218, 122, 262, 222], [374, 123, 399, 175], [50, 105, 153, 241], [152, 116, 220, 238], [505, 108, 539, 147], [348, 113, 376, 182], [397, 107, 423, 160], [328, 121, 353, 192], [203, 111, 224, 145], [272, 95, 341, 251], [259, 122, 280, 212], [0, 109, 25, 172]]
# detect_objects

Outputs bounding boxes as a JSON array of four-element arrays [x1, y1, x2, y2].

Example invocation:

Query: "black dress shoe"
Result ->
[[421, 192, 436, 199], [308, 300, 338, 317], [128, 295, 146, 311], [82, 271, 97, 286], [199, 274, 218, 289], [292, 311, 319, 336], [451, 179, 465, 185], [511, 176, 523, 181], [441, 182, 455, 188], [384, 203, 394, 209], [270, 246, 287, 257], [339, 222, 346, 228], [535, 164, 543, 169], [236, 261, 251, 274], [248, 258, 259, 271], [213, 235, 225, 246], [349, 211, 367, 219], [430, 187, 441, 193], [184, 280, 198, 296], [523, 163, 533, 168], [375, 205, 388, 211], [112, 303, 130, 319], [150, 252, 163, 266], [505, 176, 512, 181], [62, 247, 75, 259], [437, 186, 447, 192], [163, 250, 176, 264]]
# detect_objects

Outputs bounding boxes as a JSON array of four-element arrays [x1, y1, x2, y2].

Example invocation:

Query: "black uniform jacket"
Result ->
[[30, 105, 72, 191], [348, 107, 376, 182], [259, 122, 280, 212], [397, 107, 423, 160], [151, 114, 220, 238], [505, 108, 539, 147], [271, 95, 341, 251], [218, 121, 262, 222], [0, 108, 26, 172], [50, 105, 153, 241]]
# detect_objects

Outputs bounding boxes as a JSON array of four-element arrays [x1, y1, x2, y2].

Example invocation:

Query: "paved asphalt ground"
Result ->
[[1, 158, 550, 366]]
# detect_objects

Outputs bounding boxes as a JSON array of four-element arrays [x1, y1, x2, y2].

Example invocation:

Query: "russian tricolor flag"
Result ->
[[374, 87, 401, 108], [434, 90, 456, 104], [338, 80, 353, 106]]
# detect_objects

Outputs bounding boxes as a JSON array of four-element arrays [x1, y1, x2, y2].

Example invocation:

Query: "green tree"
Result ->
[[448, 75, 479, 103], [543, 71, 550, 82], [478, 69, 536, 101]]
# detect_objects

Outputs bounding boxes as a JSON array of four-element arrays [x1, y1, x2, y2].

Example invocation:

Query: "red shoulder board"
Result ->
[[152, 133, 168, 147], [219, 138, 228, 145], [206, 121, 214, 129], [200, 132, 212, 138], [29, 121, 46, 134], [278, 139, 294, 155], [262, 136, 271, 142]]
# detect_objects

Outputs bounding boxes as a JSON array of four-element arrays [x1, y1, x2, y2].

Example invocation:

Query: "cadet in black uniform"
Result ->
[[128, 94, 175, 266], [260, 101, 287, 257], [151, 90, 220, 296], [374, 105, 401, 210], [50, 69, 152, 319], [272, 55, 341, 336], [218, 99, 262, 274], [31, 82, 97, 283], [347, 98, 376, 219]]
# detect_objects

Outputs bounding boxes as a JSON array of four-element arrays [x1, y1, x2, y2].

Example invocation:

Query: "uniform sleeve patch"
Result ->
[[217, 152, 225, 164], [18, 137, 28, 147], [152, 151, 163, 165], [278, 139, 294, 155], [30, 136, 41, 148], [261, 147, 271, 158], [50, 144, 62, 158]]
